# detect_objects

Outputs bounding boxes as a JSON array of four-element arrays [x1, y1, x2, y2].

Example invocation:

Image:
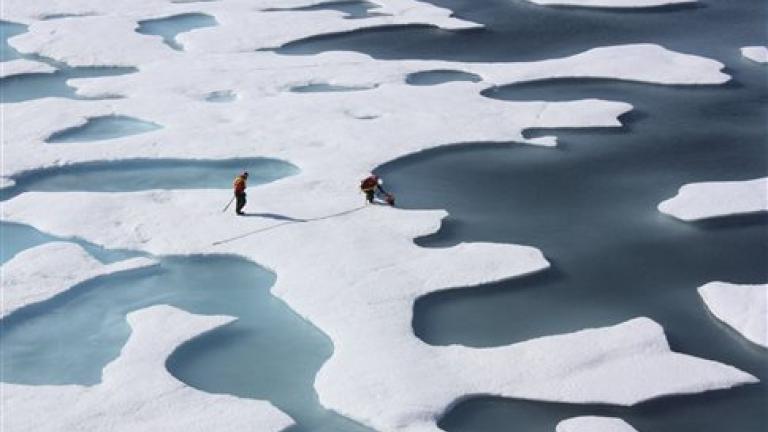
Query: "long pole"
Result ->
[[222, 195, 235, 212]]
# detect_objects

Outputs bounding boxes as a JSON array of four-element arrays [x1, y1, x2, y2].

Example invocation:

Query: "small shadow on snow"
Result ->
[[240, 212, 307, 222]]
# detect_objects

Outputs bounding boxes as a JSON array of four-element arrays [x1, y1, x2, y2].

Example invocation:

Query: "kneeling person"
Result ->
[[360, 174, 395, 206]]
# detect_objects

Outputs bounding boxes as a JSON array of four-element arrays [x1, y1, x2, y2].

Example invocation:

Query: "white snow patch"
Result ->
[[0, 59, 56, 79], [526, 0, 695, 8], [1, 242, 156, 318], [9, 16, 176, 67], [741, 46, 768, 64], [0, 177, 16, 190], [557, 416, 638, 432], [1, 305, 295, 431], [699, 282, 767, 348], [658, 177, 768, 221]]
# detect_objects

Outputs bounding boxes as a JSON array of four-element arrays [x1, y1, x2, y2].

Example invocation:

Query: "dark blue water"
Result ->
[[45, 115, 162, 143], [379, 108, 767, 432], [265, 1, 384, 19], [0, 158, 298, 201], [136, 13, 218, 51], [278, 0, 766, 65], [283, 0, 768, 430]]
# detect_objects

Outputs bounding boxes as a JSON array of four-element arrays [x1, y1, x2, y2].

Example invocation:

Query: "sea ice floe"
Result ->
[[1, 305, 294, 431], [1, 190, 758, 431], [1, 242, 156, 318], [699, 282, 767, 348], [740, 46, 768, 64], [524, 0, 696, 8], [0, 58, 56, 79], [658, 177, 768, 221], [4, 0, 476, 66], [0, 0, 754, 430], [2, 44, 727, 176], [8, 16, 178, 67], [557, 416, 638, 432]]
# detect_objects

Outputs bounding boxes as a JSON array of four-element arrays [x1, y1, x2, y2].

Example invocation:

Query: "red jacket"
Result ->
[[360, 175, 378, 191], [233, 176, 247, 194]]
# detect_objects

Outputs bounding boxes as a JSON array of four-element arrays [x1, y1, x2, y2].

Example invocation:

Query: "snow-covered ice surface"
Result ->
[[557, 416, 638, 432], [2, 190, 758, 430], [658, 178, 768, 221], [3, 0, 477, 67], [1, 0, 765, 430], [699, 282, 767, 348], [1, 43, 728, 175], [1, 242, 156, 318], [741, 46, 768, 64], [524, 0, 695, 9], [0, 59, 55, 79], [1, 305, 294, 431]]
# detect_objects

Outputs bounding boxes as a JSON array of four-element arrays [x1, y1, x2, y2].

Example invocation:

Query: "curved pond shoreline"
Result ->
[[0, 222, 141, 265], [278, 0, 764, 65], [369, 4, 767, 429], [0, 157, 298, 201], [136, 13, 218, 51], [2, 0, 766, 430], [0, 226, 370, 432], [376, 45, 767, 432], [439, 384, 767, 432], [0, 154, 367, 431], [45, 115, 163, 143], [1, 21, 138, 103], [381, 150, 766, 430]]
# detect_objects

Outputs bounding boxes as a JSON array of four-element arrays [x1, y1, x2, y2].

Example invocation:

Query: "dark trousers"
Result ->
[[235, 192, 246, 214], [365, 189, 375, 203]]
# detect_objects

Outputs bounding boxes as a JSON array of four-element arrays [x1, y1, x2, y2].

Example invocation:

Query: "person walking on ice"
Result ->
[[360, 174, 395, 206], [233, 171, 248, 215]]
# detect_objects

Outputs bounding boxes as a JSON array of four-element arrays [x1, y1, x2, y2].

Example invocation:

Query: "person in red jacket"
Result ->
[[360, 174, 395, 206], [233, 171, 248, 215]]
